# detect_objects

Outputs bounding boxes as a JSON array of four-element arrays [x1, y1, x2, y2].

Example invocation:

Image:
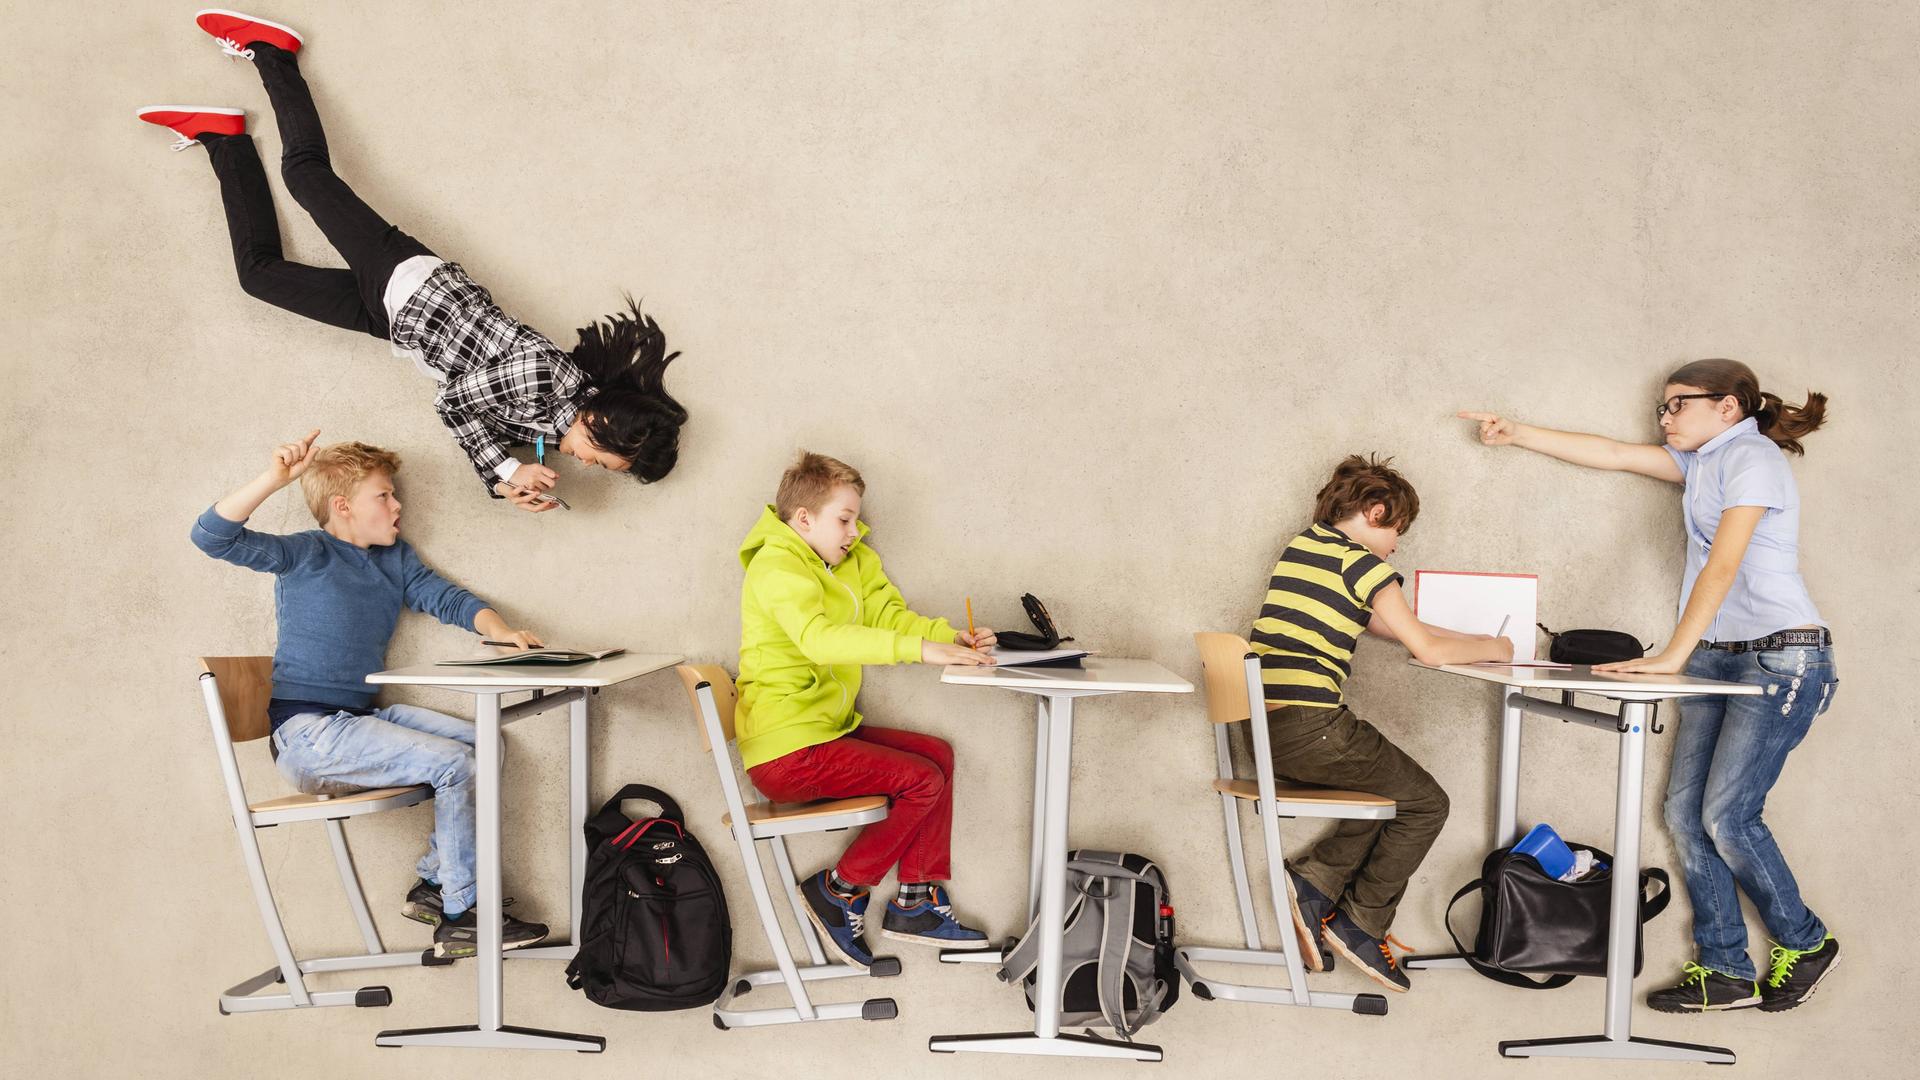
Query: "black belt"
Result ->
[[1699, 628, 1831, 653]]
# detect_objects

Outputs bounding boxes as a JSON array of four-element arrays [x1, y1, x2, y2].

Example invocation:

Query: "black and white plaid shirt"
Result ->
[[390, 262, 593, 496]]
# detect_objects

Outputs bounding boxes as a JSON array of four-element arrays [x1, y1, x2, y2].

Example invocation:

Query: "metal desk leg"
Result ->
[[941, 696, 1049, 969], [376, 692, 604, 1052], [1409, 686, 1528, 974], [929, 693, 1160, 1061], [1498, 700, 1733, 1064], [510, 693, 591, 963]]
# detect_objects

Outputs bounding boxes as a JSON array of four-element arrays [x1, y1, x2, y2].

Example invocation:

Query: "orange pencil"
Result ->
[[965, 597, 976, 645]]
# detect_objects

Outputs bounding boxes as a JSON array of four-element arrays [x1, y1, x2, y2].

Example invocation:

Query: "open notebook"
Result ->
[[987, 648, 1090, 668], [438, 647, 627, 667]]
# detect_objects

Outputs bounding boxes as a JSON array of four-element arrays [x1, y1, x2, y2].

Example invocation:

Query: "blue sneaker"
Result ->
[[801, 870, 874, 969], [881, 885, 991, 949]]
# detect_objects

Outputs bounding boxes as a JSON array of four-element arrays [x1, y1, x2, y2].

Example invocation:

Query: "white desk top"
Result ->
[[369, 651, 684, 689], [941, 656, 1193, 694], [1409, 661, 1762, 698]]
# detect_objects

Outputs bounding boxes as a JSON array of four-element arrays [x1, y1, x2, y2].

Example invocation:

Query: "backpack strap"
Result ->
[[1443, 877, 1575, 991]]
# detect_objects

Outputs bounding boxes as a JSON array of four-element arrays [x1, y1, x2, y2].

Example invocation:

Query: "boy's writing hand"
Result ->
[[267, 429, 322, 485], [1458, 410, 1518, 446], [473, 609, 544, 650], [956, 627, 997, 650], [923, 640, 997, 666], [1484, 634, 1515, 663], [491, 629, 546, 650]]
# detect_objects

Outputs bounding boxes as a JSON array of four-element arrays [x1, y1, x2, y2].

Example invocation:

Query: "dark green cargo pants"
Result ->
[[1266, 702, 1450, 939]]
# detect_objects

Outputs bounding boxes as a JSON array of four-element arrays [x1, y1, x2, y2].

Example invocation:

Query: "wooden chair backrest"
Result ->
[[675, 664, 738, 752], [200, 656, 275, 743], [1194, 632, 1258, 725]]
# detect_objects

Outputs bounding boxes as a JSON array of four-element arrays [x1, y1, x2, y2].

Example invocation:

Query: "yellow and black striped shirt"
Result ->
[[1250, 523, 1403, 708]]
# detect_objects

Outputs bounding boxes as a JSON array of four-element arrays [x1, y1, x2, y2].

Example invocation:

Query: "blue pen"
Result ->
[[535, 435, 545, 466]]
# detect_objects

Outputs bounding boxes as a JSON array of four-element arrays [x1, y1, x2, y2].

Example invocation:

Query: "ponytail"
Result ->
[[1665, 358, 1829, 456]]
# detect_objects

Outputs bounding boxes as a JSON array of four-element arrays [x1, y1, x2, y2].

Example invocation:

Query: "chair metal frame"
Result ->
[[674, 664, 901, 1030], [1175, 634, 1395, 1015], [198, 657, 450, 1016]]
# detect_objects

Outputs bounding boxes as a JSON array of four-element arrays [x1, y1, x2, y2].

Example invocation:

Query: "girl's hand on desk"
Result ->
[[1596, 650, 1687, 675]]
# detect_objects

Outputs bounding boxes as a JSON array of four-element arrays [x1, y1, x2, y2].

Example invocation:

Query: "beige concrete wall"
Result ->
[[4, 1, 1915, 1076]]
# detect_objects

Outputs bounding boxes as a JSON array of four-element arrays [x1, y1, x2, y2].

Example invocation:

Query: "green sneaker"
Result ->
[[1760, 935, 1840, 1012], [1646, 962, 1760, 1013]]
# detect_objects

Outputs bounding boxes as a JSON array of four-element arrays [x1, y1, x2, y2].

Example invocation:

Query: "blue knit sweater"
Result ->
[[191, 506, 489, 708]]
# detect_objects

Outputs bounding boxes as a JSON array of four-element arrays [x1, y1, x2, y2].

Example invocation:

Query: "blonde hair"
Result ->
[[775, 451, 864, 520], [300, 442, 401, 524]]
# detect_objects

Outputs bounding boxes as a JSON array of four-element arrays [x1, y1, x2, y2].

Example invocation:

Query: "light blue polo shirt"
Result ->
[[1665, 417, 1825, 642]]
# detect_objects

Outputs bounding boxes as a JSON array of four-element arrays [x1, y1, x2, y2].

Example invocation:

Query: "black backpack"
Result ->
[[564, 784, 731, 1011]]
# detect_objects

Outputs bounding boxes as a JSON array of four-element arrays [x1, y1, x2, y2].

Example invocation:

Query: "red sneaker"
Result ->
[[194, 9, 303, 59], [137, 106, 246, 151]]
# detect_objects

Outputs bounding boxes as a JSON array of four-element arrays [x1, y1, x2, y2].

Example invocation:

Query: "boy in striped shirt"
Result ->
[[1252, 455, 1511, 992]]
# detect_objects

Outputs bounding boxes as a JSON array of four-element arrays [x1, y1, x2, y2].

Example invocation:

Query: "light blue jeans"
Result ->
[[1664, 645, 1837, 980], [273, 704, 479, 918]]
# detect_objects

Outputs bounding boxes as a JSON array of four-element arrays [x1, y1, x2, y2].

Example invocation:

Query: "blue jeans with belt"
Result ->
[[273, 704, 479, 918], [1664, 645, 1837, 980]]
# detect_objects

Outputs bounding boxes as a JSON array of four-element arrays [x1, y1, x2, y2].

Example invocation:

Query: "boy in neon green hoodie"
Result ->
[[738, 451, 998, 968]]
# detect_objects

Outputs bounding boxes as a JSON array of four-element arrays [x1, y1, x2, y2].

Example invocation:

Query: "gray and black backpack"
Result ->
[[998, 850, 1180, 1035]]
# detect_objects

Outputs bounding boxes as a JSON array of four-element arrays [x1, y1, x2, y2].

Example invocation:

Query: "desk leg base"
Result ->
[[375, 1024, 605, 1052], [928, 1031, 1162, 1061], [1499, 1034, 1735, 1064], [505, 943, 580, 962], [1402, 953, 1472, 971], [938, 945, 1009, 966]]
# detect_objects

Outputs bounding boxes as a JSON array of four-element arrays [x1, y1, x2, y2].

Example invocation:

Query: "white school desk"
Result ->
[[1401, 661, 1761, 1065], [927, 657, 1193, 1061], [366, 651, 683, 1052]]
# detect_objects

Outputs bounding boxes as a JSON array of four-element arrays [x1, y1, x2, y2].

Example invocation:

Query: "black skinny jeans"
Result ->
[[202, 44, 434, 340]]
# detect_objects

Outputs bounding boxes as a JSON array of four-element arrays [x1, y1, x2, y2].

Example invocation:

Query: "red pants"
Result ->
[[746, 724, 953, 887]]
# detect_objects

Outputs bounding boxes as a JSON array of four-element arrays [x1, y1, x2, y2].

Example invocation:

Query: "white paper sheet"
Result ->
[[1412, 571, 1538, 663]]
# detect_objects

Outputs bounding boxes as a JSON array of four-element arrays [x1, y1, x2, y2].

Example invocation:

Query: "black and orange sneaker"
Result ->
[[1320, 909, 1411, 992], [1284, 869, 1337, 972], [1759, 935, 1839, 1012], [1646, 962, 1761, 1012]]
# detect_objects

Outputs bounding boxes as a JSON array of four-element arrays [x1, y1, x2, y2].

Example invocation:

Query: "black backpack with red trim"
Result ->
[[565, 784, 731, 1011]]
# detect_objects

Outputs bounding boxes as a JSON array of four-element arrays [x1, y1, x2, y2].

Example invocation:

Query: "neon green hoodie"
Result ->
[[735, 506, 958, 770]]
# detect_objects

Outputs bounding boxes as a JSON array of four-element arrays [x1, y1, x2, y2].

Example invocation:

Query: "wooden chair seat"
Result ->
[[722, 794, 890, 830], [248, 784, 433, 825], [1212, 778, 1395, 809]]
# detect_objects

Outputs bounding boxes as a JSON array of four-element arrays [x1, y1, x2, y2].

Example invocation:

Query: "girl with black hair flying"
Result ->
[[139, 10, 686, 511]]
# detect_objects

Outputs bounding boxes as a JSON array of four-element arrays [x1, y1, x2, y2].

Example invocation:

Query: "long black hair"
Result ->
[[569, 298, 687, 482]]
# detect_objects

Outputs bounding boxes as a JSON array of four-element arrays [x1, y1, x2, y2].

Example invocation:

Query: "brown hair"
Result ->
[[775, 451, 865, 520], [299, 442, 401, 525], [1665, 359, 1828, 455], [1313, 454, 1420, 532]]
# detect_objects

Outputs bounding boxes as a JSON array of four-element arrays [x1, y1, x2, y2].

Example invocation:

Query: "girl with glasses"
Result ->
[[1458, 360, 1837, 1015]]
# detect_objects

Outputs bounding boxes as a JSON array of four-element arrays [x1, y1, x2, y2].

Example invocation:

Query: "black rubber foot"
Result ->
[[869, 956, 903, 977], [1191, 982, 1214, 1001], [420, 947, 456, 967], [355, 986, 393, 1008], [217, 1005, 229, 1016], [734, 978, 752, 998], [1352, 993, 1388, 1015], [862, 997, 899, 1021], [712, 1013, 729, 1031]]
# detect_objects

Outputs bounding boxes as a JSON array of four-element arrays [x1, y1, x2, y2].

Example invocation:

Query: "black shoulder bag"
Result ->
[[1443, 842, 1670, 990]]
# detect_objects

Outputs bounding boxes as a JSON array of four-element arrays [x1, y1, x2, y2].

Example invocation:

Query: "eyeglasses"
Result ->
[[1656, 393, 1729, 418]]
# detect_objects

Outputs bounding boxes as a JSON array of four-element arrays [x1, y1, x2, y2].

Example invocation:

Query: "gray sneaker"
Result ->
[[403, 878, 518, 928], [433, 907, 549, 959]]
